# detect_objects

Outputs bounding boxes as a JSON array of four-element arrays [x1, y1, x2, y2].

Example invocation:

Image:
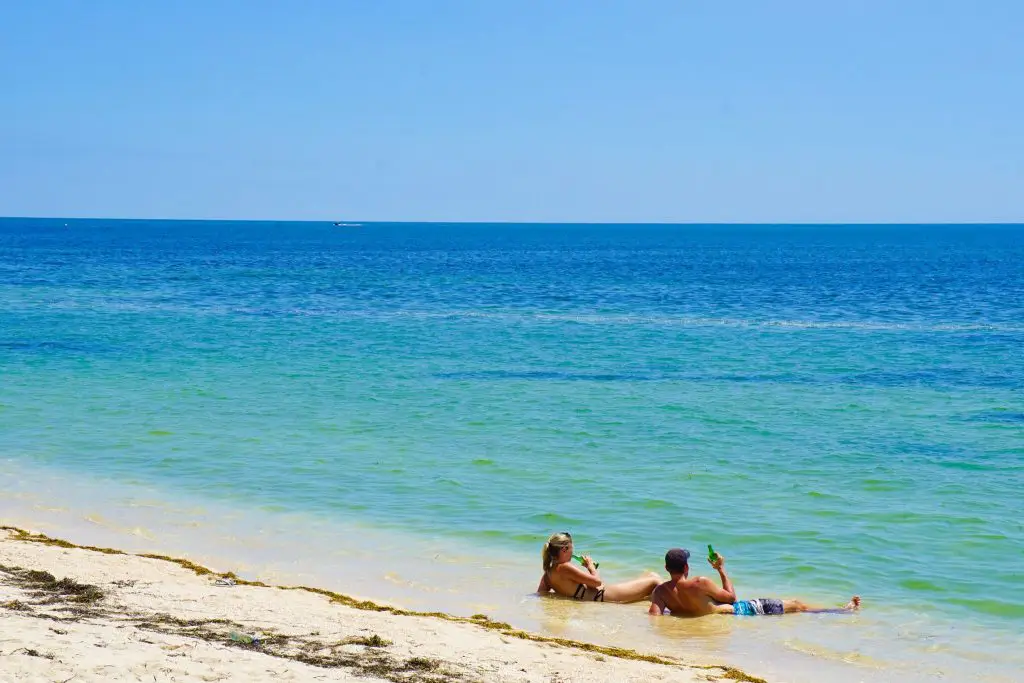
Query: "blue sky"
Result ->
[[1, 1, 1021, 222]]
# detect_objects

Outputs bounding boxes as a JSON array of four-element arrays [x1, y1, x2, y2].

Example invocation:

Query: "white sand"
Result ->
[[0, 527, 761, 683]]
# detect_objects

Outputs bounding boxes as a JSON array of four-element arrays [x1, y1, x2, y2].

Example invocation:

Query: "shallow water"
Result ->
[[2, 218, 1022, 681]]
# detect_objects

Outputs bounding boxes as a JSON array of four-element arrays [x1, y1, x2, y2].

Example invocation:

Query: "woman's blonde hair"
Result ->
[[542, 532, 572, 573]]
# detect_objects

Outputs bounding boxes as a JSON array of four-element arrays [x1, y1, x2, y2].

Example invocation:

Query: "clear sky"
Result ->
[[1, 1, 1022, 223]]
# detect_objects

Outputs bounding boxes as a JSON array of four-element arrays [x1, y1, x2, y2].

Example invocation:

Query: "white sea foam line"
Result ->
[[9, 297, 1024, 333], [372, 310, 1024, 333]]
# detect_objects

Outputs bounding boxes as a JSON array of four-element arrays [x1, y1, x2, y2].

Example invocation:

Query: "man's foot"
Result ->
[[844, 595, 862, 611]]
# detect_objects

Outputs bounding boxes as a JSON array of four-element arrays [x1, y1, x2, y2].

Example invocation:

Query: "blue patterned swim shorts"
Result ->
[[733, 598, 785, 616]]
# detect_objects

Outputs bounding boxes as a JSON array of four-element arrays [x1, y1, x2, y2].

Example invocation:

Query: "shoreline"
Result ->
[[0, 526, 765, 682], [5, 467, 1021, 683]]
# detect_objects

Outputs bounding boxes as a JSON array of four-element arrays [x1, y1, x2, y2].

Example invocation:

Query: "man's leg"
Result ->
[[783, 595, 861, 614]]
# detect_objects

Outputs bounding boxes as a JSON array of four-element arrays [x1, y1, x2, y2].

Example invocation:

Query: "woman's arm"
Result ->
[[555, 561, 603, 588]]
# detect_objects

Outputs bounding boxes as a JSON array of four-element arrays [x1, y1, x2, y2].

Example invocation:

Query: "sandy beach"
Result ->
[[0, 526, 763, 683]]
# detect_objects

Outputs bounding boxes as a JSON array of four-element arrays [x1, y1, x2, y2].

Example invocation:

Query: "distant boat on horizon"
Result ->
[[333, 222, 363, 227]]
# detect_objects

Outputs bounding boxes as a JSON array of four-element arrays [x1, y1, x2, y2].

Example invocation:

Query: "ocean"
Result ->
[[1, 218, 1022, 681]]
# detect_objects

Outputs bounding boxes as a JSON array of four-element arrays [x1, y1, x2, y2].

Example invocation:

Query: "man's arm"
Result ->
[[648, 585, 666, 616], [698, 554, 736, 604]]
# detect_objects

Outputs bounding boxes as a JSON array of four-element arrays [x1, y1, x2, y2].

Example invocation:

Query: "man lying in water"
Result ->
[[648, 548, 861, 617]]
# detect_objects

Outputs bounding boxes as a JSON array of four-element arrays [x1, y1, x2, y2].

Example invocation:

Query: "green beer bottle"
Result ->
[[573, 554, 600, 569], [707, 544, 719, 564]]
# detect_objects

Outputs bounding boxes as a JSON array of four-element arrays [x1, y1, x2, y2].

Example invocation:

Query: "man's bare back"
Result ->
[[648, 548, 735, 617], [649, 576, 737, 616]]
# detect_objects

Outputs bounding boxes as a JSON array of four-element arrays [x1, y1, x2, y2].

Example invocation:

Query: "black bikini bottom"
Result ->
[[573, 584, 605, 602]]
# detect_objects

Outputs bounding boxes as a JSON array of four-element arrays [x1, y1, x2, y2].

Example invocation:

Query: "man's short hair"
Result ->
[[665, 548, 690, 573]]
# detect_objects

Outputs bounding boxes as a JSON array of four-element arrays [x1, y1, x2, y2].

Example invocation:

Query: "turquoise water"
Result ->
[[2, 218, 1022, 680]]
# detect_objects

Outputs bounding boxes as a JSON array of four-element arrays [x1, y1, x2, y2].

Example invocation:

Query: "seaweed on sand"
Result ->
[[0, 564, 105, 603]]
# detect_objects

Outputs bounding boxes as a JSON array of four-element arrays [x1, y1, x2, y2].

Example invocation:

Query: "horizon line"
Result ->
[[2, 215, 1023, 227]]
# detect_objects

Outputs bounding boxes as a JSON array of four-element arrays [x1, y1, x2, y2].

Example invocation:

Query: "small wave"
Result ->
[[861, 479, 907, 492], [17, 298, 1024, 333], [434, 370, 664, 382], [900, 578, 948, 593], [464, 529, 510, 539], [947, 597, 1024, 619], [806, 490, 843, 500], [636, 498, 677, 510], [388, 310, 1024, 333], [960, 411, 1024, 425], [934, 461, 1004, 472], [524, 512, 582, 527], [0, 339, 107, 354], [434, 368, 1020, 390]]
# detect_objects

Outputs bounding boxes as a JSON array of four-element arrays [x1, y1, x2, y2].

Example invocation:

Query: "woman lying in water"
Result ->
[[536, 532, 660, 603]]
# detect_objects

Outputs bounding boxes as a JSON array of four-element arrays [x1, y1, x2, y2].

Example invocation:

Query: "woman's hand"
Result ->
[[583, 555, 597, 572]]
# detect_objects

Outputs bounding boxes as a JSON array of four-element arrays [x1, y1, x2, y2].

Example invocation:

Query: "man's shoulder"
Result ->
[[651, 581, 676, 599]]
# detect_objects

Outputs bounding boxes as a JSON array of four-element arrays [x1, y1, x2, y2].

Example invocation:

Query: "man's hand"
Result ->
[[709, 553, 726, 571], [700, 553, 735, 604]]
